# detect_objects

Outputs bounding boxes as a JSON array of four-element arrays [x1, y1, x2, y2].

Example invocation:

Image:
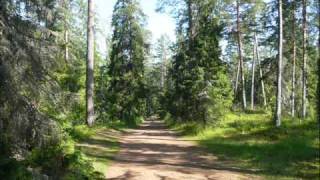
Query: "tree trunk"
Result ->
[[302, 0, 308, 118], [255, 34, 267, 107], [86, 0, 95, 127], [275, 0, 283, 127], [291, 1, 296, 118], [62, 0, 69, 62], [318, 0, 320, 125], [161, 43, 167, 89], [64, 28, 69, 62], [235, 60, 240, 97], [251, 32, 257, 110], [236, 0, 247, 109], [187, 0, 196, 51]]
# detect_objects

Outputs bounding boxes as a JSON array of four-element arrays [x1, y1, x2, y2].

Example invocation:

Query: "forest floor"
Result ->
[[105, 117, 259, 180]]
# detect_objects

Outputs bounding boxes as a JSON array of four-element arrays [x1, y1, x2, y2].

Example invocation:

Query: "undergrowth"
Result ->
[[165, 112, 320, 179]]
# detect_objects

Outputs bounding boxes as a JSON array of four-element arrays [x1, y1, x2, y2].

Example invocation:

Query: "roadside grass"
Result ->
[[73, 124, 122, 177], [73, 119, 142, 177], [166, 112, 320, 179]]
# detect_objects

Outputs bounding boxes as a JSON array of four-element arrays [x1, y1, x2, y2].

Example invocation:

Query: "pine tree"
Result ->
[[275, 0, 283, 127], [291, 0, 296, 118], [86, 0, 95, 126], [302, 0, 308, 118], [236, 0, 247, 109]]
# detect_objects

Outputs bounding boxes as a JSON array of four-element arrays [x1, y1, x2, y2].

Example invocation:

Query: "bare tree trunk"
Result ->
[[86, 0, 95, 127], [318, 0, 320, 125], [236, 0, 247, 109], [62, 0, 69, 62], [64, 28, 69, 62], [291, 1, 296, 118], [275, 0, 283, 127], [255, 35, 267, 107], [187, 0, 195, 46], [302, 0, 308, 118], [235, 60, 240, 95], [161, 43, 167, 89], [251, 32, 257, 110]]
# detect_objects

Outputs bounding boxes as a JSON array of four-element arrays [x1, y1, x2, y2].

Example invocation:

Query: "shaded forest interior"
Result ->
[[0, 0, 319, 179]]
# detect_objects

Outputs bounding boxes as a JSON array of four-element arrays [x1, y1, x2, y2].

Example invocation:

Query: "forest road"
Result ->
[[106, 118, 258, 180]]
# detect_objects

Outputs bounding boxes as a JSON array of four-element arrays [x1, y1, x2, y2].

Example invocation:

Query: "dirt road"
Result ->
[[106, 119, 257, 180]]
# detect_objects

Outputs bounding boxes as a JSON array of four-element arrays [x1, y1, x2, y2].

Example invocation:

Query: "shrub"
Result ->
[[70, 125, 95, 141]]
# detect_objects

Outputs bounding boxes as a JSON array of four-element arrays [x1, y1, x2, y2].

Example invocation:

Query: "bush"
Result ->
[[63, 150, 104, 180], [70, 125, 95, 141], [207, 72, 233, 123], [0, 157, 31, 179]]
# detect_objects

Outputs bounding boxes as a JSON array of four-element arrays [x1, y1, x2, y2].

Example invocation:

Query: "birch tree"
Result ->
[[236, 0, 247, 109]]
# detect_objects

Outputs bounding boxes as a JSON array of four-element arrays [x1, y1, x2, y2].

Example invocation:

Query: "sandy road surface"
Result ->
[[106, 119, 257, 180]]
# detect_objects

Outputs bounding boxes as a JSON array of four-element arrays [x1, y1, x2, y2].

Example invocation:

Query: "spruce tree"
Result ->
[[108, 0, 147, 123], [160, 0, 233, 122]]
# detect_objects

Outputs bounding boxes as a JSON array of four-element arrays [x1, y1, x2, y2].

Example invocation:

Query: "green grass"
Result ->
[[167, 112, 320, 179], [74, 118, 145, 177], [75, 127, 121, 177]]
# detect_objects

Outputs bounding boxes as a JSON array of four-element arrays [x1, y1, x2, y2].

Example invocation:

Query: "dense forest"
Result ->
[[0, 0, 319, 179]]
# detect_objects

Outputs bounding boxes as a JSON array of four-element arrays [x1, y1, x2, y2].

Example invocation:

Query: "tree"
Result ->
[[236, 0, 247, 109], [154, 34, 171, 89], [275, 0, 283, 127], [251, 32, 257, 110], [291, 0, 296, 117], [250, 0, 266, 110], [302, 0, 308, 118], [317, 0, 320, 124], [158, 0, 233, 122], [63, 0, 70, 62], [107, 0, 147, 124], [0, 1, 68, 175], [86, 0, 95, 126], [255, 33, 267, 107]]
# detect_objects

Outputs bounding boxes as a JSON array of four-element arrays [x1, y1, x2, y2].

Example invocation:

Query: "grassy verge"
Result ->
[[73, 119, 140, 177], [71, 123, 124, 178], [166, 112, 320, 179]]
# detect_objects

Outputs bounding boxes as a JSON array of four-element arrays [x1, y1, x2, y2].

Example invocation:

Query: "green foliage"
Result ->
[[106, 0, 147, 123], [0, 157, 32, 179], [70, 125, 96, 141], [172, 112, 320, 179], [76, 128, 121, 177], [63, 150, 104, 180], [206, 72, 234, 123], [162, 0, 233, 123], [24, 126, 113, 179]]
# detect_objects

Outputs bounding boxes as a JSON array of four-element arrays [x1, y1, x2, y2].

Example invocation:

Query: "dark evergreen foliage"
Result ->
[[107, 0, 147, 124], [162, 0, 233, 122]]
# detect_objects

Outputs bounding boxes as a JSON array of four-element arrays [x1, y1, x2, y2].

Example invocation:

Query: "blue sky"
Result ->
[[95, 0, 176, 55]]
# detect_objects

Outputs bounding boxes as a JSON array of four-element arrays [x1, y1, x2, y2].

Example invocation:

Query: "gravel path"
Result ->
[[106, 119, 257, 180]]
